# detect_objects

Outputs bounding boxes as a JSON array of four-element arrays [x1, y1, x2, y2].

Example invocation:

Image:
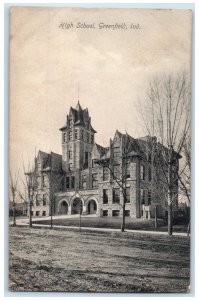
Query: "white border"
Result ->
[[1, 1, 197, 300]]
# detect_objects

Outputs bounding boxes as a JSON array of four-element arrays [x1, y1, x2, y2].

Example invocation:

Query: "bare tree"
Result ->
[[9, 169, 20, 226], [138, 72, 191, 235], [96, 133, 137, 232], [22, 157, 39, 228]]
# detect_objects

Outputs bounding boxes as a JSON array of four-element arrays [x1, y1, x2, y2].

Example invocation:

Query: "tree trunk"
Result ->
[[50, 200, 53, 229], [29, 201, 32, 228], [187, 221, 190, 237], [13, 202, 16, 226], [168, 202, 173, 236], [154, 205, 157, 228], [121, 203, 125, 232]]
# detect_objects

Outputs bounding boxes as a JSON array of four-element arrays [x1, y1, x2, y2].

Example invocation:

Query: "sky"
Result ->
[[9, 7, 192, 177]]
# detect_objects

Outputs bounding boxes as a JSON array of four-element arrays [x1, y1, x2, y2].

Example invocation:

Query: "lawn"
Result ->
[[33, 216, 188, 233], [9, 226, 190, 293]]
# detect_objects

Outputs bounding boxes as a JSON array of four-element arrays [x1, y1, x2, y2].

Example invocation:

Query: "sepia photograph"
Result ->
[[9, 6, 192, 293]]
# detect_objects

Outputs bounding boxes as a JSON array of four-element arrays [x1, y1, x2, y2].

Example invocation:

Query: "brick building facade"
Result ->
[[29, 102, 179, 219]]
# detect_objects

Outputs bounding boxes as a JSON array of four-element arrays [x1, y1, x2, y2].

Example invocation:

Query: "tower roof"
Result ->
[[75, 100, 83, 111]]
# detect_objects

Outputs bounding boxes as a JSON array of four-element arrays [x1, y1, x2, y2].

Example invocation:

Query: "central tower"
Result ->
[[59, 101, 97, 172]]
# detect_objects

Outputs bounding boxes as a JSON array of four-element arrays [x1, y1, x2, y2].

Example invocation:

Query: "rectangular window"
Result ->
[[43, 194, 47, 206], [69, 131, 72, 141], [92, 174, 98, 188], [92, 159, 97, 168], [140, 165, 145, 180], [66, 176, 70, 188], [103, 210, 108, 217], [126, 162, 130, 179], [69, 163, 72, 171], [140, 188, 145, 205], [36, 211, 40, 216], [148, 191, 152, 205], [103, 189, 108, 204], [91, 135, 94, 144], [86, 132, 89, 143], [63, 132, 67, 142], [125, 210, 130, 217], [69, 119, 72, 128], [71, 176, 75, 189], [81, 129, 84, 140], [148, 167, 152, 181], [113, 146, 120, 158], [42, 211, 46, 216], [125, 187, 130, 203], [75, 129, 78, 139], [37, 177, 40, 188], [82, 175, 87, 189], [112, 210, 120, 217], [68, 150, 72, 160], [113, 165, 120, 179], [103, 166, 109, 181], [36, 195, 40, 206], [84, 152, 89, 168], [42, 174, 47, 187], [113, 188, 120, 203]]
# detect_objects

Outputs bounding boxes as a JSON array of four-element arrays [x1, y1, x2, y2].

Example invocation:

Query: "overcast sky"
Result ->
[[10, 7, 192, 175]]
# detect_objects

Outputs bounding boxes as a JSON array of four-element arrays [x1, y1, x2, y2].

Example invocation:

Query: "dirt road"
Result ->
[[9, 226, 190, 293]]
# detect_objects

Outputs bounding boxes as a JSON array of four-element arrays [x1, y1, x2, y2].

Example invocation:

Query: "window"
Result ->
[[68, 150, 72, 160], [86, 132, 89, 143], [113, 146, 120, 158], [113, 165, 120, 179], [103, 166, 109, 181], [148, 191, 152, 205], [113, 188, 120, 203], [126, 162, 130, 179], [92, 174, 98, 188], [112, 210, 120, 217], [148, 167, 152, 181], [36, 195, 40, 206], [140, 165, 145, 180], [43, 194, 47, 206], [71, 176, 75, 189], [82, 175, 87, 189], [84, 152, 89, 168], [92, 159, 97, 168], [69, 131, 72, 141], [66, 176, 70, 188], [103, 189, 108, 204], [37, 177, 41, 188], [91, 135, 94, 144], [125, 187, 130, 203], [140, 188, 145, 205], [36, 211, 40, 216], [69, 163, 72, 171], [42, 211, 46, 216], [81, 129, 84, 140], [103, 210, 108, 217], [63, 132, 67, 142], [125, 210, 130, 217], [42, 174, 47, 187], [69, 119, 72, 128], [75, 129, 78, 139]]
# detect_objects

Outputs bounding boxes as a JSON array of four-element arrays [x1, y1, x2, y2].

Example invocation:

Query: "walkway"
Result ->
[[9, 216, 189, 237]]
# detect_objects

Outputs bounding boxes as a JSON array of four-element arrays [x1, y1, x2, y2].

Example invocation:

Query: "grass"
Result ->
[[33, 216, 188, 233], [9, 226, 190, 292]]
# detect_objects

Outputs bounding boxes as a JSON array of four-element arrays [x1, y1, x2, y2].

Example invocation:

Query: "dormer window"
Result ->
[[86, 132, 89, 143], [63, 132, 67, 142], [69, 131, 72, 141], [75, 129, 78, 139], [81, 129, 84, 140]]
